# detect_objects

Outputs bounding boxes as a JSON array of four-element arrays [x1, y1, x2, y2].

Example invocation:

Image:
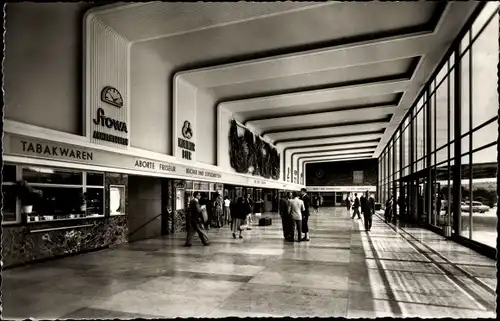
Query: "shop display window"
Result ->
[[110, 185, 126, 216], [2, 164, 19, 223], [3, 165, 107, 224]]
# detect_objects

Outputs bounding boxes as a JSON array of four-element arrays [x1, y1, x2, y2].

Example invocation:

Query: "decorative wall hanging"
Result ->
[[229, 119, 280, 180]]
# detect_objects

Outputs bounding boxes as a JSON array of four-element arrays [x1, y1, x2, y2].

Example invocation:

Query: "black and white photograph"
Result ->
[[1, 1, 498, 319]]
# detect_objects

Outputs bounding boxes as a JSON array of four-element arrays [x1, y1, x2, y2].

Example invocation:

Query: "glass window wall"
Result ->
[[378, 3, 498, 251]]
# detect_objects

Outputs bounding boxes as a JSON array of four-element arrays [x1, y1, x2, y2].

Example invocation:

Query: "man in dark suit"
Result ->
[[362, 190, 375, 232], [185, 192, 210, 247], [360, 192, 367, 214], [279, 193, 292, 240], [300, 188, 311, 241]]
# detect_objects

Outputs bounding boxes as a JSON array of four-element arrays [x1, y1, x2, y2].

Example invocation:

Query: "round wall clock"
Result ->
[[101, 86, 123, 108]]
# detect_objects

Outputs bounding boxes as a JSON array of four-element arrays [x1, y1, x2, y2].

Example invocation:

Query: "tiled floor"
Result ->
[[2, 207, 497, 319]]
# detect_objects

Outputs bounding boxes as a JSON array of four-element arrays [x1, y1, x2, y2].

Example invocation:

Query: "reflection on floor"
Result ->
[[3, 207, 497, 319]]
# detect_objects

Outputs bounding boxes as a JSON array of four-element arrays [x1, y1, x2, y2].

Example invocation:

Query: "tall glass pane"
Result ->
[[448, 67, 455, 160], [435, 163, 451, 227], [395, 135, 400, 175], [388, 143, 393, 180], [429, 92, 436, 155], [461, 49, 471, 138], [416, 107, 425, 165], [435, 76, 449, 150], [473, 121, 497, 150], [471, 144, 497, 248], [471, 2, 499, 38], [471, 14, 499, 129], [460, 153, 471, 238]]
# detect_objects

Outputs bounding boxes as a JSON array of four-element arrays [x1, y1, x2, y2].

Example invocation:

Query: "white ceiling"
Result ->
[[91, 1, 479, 173]]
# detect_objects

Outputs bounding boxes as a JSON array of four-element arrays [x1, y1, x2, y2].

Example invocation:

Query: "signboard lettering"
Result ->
[[182, 149, 192, 160], [178, 138, 195, 151], [21, 141, 93, 161], [10, 136, 229, 183], [134, 160, 155, 170], [92, 108, 129, 146], [93, 108, 128, 133], [178, 137, 195, 160], [93, 131, 128, 146], [205, 171, 222, 178], [159, 163, 176, 172]]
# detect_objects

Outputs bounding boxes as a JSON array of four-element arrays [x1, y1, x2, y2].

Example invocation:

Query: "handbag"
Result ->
[[200, 205, 208, 223], [239, 216, 249, 230], [239, 221, 248, 230]]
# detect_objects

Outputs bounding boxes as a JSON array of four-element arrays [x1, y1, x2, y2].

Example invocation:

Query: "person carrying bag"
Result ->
[[185, 191, 210, 247]]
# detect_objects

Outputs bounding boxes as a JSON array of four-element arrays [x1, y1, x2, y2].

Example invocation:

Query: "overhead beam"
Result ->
[[180, 32, 436, 88], [268, 123, 387, 143], [263, 116, 392, 137], [243, 98, 401, 123], [247, 105, 398, 131], [219, 79, 412, 113], [299, 153, 374, 161], [275, 131, 384, 146], [287, 142, 380, 154], [292, 148, 376, 159]]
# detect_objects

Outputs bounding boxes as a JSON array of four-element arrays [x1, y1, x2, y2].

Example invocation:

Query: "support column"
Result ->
[[451, 51, 462, 238], [426, 89, 433, 226]]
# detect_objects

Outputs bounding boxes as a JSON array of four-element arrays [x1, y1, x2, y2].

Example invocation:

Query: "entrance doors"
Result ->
[[335, 192, 343, 206], [399, 170, 431, 225]]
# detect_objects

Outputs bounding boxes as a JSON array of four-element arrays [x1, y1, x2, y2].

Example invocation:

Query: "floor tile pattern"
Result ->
[[2, 207, 497, 319]]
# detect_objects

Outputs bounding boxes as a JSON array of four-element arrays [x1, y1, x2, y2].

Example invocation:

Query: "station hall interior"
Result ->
[[1, 1, 498, 319]]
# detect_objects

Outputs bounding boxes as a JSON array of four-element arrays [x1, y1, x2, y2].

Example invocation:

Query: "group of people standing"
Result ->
[[279, 188, 311, 242], [345, 191, 376, 232], [185, 192, 255, 246]]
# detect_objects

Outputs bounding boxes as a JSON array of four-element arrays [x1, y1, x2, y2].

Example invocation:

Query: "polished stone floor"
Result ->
[[2, 207, 497, 319]]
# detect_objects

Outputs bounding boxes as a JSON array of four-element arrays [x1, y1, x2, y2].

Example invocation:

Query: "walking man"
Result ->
[[299, 188, 311, 242], [362, 190, 375, 232], [288, 192, 305, 242], [185, 192, 210, 247], [351, 193, 361, 219]]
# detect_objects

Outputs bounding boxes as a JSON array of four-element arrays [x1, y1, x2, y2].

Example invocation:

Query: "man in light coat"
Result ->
[[288, 192, 305, 242]]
